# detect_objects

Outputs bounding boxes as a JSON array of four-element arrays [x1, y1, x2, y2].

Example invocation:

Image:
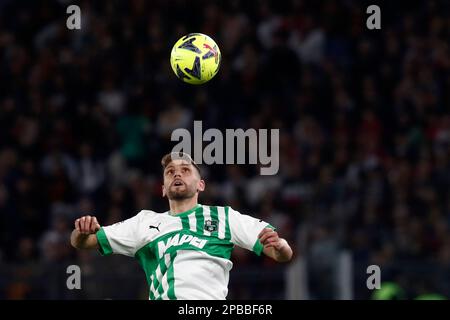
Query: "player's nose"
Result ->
[[173, 170, 182, 178]]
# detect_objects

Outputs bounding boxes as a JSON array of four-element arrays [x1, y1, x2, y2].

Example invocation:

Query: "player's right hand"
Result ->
[[75, 215, 101, 235]]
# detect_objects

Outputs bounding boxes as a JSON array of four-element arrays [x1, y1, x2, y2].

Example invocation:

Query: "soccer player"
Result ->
[[71, 152, 293, 300]]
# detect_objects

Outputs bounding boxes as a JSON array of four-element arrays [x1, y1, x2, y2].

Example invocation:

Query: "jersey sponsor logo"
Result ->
[[204, 219, 218, 232], [157, 234, 207, 258]]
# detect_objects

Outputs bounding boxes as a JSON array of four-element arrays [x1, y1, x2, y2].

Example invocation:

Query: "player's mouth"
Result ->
[[172, 179, 185, 187]]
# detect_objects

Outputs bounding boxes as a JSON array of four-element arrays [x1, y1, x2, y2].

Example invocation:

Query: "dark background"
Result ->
[[0, 0, 449, 299]]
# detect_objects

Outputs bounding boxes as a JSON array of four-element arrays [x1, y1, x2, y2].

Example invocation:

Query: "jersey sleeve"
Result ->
[[95, 212, 142, 257], [228, 207, 275, 256]]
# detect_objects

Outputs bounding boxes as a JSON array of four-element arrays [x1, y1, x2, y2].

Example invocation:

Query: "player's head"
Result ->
[[161, 152, 205, 201]]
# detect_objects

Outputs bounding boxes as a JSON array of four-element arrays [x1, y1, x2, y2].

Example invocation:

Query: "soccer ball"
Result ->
[[170, 33, 221, 85]]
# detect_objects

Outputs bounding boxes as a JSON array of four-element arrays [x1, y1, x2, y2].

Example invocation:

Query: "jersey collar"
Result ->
[[168, 203, 201, 217]]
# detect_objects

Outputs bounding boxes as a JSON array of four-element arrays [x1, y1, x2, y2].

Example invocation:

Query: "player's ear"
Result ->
[[197, 179, 205, 192], [162, 185, 166, 198]]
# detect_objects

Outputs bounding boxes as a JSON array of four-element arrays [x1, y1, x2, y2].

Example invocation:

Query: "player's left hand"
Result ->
[[258, 228, 285, 250]]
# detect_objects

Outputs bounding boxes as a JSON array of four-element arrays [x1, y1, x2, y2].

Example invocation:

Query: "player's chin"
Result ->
[[170, 184, 186, 192], [167, 190, 193, 200]]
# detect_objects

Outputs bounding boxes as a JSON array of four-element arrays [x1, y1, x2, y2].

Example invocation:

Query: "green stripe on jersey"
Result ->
[[195, 205, 205, 234], [180, 216, 190, 229], [224, 206, 231, 241], [209, 206, 219, 237], [253, 239, 264, 256], [96, 227, 113, 256]]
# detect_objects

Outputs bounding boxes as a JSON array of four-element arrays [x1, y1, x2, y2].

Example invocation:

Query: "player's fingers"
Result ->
[[91, 216, 101, 232], [258, 228, 272, 238], [81, 216, 90, 233], [91, 217, 100, 232], [264, 238, 282, 248], [261, 234, 279, 245], [264, 243, 275, 249], [80, 216, 86, 232], [258, 229, 273, 242], [75, 219, 81, 231], [79, 216, 86, 232], [263, 233, 280, 245], [266, 238, 280, 246], [91, 217, 98, 231], [267, 238, 287, 250], [85, 216, 92, 232], [259, 230, 278, 244], [88, 216, 93, 230], [259, 232, 274, 244], [89, 217, 97, 233]]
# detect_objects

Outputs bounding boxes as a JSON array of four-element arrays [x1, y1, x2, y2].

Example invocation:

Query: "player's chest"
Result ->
[[136, 215, 181, 243], [136, 213, 221, 243]]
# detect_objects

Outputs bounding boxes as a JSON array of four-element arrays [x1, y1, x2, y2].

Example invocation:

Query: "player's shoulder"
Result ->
[[200, 204, 239, 214], [137, 209, 169, 219]]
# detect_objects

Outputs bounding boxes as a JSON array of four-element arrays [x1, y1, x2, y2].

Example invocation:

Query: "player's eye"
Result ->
[[166, 169, 174, 176], [182, 167, 190, 174]]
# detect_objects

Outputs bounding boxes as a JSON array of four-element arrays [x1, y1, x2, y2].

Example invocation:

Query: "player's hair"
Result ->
[[161, 152, 201, 177]]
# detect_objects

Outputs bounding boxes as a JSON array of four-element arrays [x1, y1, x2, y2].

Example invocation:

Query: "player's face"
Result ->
[[162, 159, 205, 200]]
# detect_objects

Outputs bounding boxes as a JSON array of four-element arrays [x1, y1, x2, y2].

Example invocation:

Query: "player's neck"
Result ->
[[169, 198, 199, 215]]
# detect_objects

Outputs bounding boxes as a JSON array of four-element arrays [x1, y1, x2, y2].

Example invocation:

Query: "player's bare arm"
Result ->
[[258, 228, 293, 263], [70, 215, 101, 250]]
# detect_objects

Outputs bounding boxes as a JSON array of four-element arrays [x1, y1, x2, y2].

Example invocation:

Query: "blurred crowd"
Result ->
[[0, 0, 449, 299]]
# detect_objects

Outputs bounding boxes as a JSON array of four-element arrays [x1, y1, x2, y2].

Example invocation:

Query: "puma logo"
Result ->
[[149, 223, 161, 232]]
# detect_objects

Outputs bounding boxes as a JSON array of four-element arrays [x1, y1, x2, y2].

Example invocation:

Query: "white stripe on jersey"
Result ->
[[188, 212, 197, 232], [160, 253, 172, 300], [217, 206, 226, 239], [149, 274, 158, 298], [154, 260, 164, 295], [202, 205, 212, 236]]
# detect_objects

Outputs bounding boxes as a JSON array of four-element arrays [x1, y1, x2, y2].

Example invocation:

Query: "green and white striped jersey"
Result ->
[[96, 204, 274, 300]]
